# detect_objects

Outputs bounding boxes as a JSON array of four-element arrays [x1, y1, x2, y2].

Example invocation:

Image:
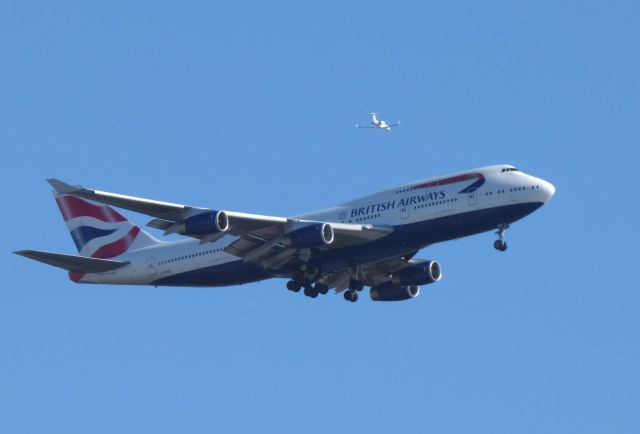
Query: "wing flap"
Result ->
[[14, 250, 129, 273], [226, 222, 394, 269]]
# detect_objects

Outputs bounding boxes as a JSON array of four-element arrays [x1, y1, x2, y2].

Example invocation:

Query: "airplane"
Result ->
[[15, 165, 555, 303], [355, 113, 400, 131]]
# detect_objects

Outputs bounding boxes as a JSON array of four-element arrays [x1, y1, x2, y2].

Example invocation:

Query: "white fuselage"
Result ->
[[79, 165, 555, 286]]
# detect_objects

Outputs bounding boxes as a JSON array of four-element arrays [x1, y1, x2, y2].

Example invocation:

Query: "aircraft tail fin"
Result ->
[[51, 187, 161, 258]]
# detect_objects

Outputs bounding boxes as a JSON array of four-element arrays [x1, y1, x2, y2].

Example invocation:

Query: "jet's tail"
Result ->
[[53, 190, 160, 258]]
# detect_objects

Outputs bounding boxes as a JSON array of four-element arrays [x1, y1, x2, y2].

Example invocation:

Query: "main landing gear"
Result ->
[[286, 262, 329, 299], [344, 290, 358, 302], [302, 282, 329, 298], [494, 223, 509, 252], [286, 277, 363, 302], [286, 279, 329, 298], [343, 279, 364, 303], [286, 263, 366, 303], [286, 280, 302, 292]]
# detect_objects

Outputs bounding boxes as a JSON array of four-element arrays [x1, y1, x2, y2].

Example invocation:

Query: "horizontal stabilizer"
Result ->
[[14, 250, 129, 273]]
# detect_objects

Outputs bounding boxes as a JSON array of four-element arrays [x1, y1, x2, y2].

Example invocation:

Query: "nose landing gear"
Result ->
[[494, 239, 507, 251], [494, 224, 509, 251]]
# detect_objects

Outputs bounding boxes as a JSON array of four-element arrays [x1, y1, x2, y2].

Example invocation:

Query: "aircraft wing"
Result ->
[[48, 178, 292, 238], [48, 178, 196, 222], [48, 179, 395, 269], [223, 220, 393, 270]]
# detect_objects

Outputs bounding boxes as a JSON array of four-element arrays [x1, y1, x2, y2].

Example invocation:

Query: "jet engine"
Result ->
[[392, 260, 442, 286], [370, 282, 421, 302], [370, 260, 442, 302], [287, 223, 334, 249], [182, 210, 230, 236]]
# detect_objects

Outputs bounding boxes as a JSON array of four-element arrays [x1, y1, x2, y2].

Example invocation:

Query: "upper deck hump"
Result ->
[[338, 164, 516, 206]]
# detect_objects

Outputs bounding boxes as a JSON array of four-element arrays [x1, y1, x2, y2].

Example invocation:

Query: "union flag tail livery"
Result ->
[[16, 165, 555, 302], [54, 192, 159, 258]]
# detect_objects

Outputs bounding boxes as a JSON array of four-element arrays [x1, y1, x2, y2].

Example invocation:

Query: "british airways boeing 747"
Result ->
[[15, 165, 554, 302]]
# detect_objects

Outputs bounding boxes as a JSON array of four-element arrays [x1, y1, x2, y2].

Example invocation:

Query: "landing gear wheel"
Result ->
[[343, 290, 358, 302], [315, 284, 329, 295], [494, 240, 508, 251], [286, 280, 302, 292], [304, 286, 318, 298]]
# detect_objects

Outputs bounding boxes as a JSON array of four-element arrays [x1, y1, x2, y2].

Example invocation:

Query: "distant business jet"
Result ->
[[355, 112, 400, 131], [15, 165, 554, 303]]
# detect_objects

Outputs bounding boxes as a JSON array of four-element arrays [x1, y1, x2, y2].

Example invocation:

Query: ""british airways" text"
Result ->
[[350, 190, 446, 218]]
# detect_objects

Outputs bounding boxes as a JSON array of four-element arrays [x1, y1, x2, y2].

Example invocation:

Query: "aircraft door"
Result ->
[[467, 191, 478, 206], [147, 257, 157, 277], [400, 207, 409, 220]]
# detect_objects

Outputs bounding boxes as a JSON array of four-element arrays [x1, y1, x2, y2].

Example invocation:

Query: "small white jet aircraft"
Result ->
[[355, 113, 400, 131], [15, 165, 554, 302]]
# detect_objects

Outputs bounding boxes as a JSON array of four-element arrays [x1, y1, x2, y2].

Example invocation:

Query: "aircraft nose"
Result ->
[[540, 178, 556, 202]]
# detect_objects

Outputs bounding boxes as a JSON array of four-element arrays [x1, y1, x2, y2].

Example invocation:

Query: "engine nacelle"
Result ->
[[370, 282, 420, 302], [287, 223, 334, 249], [183, 210, 229, 236], [392, 260, 442, 286]]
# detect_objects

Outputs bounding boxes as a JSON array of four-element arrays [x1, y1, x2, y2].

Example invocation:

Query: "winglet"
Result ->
[[47, 178, 83, 194]]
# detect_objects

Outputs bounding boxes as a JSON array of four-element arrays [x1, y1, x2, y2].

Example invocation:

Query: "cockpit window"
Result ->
[[501, 167, 520, 173]]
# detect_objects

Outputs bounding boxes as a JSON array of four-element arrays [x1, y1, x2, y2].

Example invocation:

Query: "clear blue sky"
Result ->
[[2, 1, 639, 433]]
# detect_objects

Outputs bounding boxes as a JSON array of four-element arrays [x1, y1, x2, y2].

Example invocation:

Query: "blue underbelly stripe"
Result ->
[[151, 202, 544, 287]]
